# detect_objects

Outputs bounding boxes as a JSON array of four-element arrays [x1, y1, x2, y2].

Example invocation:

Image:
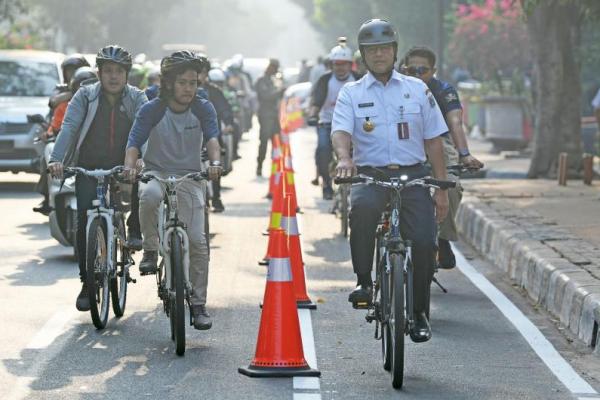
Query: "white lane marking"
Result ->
[[294, 394, 322, 400], [293, 186, 321, 399], [7, 312, 79, 400], [454, 245, 598, 395], [25, 310, 76, 349]]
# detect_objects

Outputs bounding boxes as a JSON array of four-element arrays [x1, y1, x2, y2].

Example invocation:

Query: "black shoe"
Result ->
[[191, 305, 213, 330], [234, 153, 241, 160], [348, 284, 373, 309], [76, 283, 90, 311], [126, 233, 143, 251], [322, 186, 334, 200], [256, 165, 262, 177], [212, 198, 225, 213], [410, 312, 432, 343], [33, 201, 52, 216], [311, 178, 319, 186], [438, 239, 456, 270], [139, 250, 158, 275]]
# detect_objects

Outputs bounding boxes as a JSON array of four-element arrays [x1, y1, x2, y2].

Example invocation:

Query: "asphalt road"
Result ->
[[1, 126, 599, 400]]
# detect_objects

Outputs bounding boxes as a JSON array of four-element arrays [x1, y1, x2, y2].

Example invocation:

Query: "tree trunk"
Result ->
[[525, 0, 583, 178]]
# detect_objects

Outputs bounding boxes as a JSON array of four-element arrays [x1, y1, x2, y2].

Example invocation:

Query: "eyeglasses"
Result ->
[[363, 44, 394, 56], [404, 65, 431, 76]]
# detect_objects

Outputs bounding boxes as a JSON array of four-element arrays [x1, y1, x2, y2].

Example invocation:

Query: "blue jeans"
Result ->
[[315, 124, 332, 188]]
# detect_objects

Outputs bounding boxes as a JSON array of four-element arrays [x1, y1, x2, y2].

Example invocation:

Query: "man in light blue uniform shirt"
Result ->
[[332, 19, 449, 343]]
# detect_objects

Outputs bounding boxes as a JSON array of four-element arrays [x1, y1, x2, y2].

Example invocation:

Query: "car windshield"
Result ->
[[0, 60, 60, 96]]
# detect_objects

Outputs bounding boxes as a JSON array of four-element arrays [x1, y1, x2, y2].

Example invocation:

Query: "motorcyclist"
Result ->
[[198, 57, 235, 213], [48, 45, 147, 312], [209, 68, 242, 160]]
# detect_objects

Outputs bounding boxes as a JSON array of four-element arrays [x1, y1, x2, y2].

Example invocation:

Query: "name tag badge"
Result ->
[[397, 122, 409, 140]]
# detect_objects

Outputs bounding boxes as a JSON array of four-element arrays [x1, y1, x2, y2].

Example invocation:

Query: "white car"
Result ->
[[0, 50, 64, 173]]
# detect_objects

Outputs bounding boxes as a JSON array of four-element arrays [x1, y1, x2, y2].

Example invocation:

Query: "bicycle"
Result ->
[[335, 173, 455, 389], [63, 166, 136, 329], [138, 171, 209, 356]]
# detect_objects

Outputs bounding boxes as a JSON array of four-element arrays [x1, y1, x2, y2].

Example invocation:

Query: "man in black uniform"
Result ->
[[401, 46, 483, 269]]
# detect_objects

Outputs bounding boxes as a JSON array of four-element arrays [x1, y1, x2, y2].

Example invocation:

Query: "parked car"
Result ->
[[0, 50, 64, 173]]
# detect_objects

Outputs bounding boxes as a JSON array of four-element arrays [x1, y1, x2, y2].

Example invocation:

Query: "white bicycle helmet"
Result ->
[[329, 44, 353, 62], [208, 68, 226, 83]]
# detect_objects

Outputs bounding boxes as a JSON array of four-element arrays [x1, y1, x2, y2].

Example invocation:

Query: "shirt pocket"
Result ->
[[354, 107, 378, 134], [399, 103, 423, 133]]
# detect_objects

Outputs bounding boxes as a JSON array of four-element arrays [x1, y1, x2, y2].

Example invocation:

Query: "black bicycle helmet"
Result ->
[[160, 50, 206, 76], [357, 19, 399, 70], [69, 66, 98, 92], [96, 45, 133, 71], [61, 54, 90, 80]]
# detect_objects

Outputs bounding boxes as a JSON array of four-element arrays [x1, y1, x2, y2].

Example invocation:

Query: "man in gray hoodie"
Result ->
[[48, 45, 148, 312]]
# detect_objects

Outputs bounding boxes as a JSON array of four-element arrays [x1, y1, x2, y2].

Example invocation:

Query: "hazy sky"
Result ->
[[150, 0, 325, 67]]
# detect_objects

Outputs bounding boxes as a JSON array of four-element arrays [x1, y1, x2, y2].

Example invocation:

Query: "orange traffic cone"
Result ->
[[259, 163, 286, 265], [239, 229, 320, 378], [267, 134, 282, 199], [282, 194, 316, 310]]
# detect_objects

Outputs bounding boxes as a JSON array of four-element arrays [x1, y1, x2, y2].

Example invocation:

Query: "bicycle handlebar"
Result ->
[[62, 165, 125, 179], [334, 174, 456, 190], [138, 171, 208, 184]]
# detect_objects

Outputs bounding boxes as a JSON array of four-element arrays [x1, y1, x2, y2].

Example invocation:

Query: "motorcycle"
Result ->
[[29, 114, 78, 259]]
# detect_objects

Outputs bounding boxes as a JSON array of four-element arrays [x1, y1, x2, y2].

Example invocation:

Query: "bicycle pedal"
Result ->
[[365, 309, 377, 323], [352, 300, 371, 310]]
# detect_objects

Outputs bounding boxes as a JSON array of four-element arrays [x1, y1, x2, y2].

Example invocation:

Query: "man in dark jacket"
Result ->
[[255, 59, 284, 176]]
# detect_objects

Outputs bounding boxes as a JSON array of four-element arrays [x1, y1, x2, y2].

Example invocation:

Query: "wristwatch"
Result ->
[[209, 160, 222, 167], [458, 148, 471, 157]]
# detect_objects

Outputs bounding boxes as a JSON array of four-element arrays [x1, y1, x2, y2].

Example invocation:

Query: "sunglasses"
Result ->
[[404, 65, 431, 76]]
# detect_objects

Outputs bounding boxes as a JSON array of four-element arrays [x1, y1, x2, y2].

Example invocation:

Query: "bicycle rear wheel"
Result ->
[[86, 217, 110, 329], [389, 252, 405, 389], [170, 233, 186, 356], [111, 213, 128, 317]]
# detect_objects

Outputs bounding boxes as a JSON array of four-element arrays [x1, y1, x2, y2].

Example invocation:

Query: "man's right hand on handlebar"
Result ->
[[335, 157, 357, 179], [48, 161, 64, 180]]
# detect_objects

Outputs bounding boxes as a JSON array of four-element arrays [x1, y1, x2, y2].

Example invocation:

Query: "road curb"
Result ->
[[457, 197, 600, 348]]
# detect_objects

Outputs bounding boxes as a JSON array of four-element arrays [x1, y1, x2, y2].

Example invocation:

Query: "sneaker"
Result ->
[[322, 186, 334, 200], [191, 305, 212, 330], [76, 283, 90, 311], [126, 233, 143, 251], [212, 198, 225, 213], [438, 239, 456, 269], [311, 178, 319, 186], [139, 250, 158, 275], [33, 200, 52, 216], [348, 284, 373, 309]]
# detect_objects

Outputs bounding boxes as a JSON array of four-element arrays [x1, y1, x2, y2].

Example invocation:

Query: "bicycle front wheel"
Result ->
[[170, 233, 186, 356], [389, 252, 405, 389], [340, 184, 349, 238], [111, 214, 128, 317], [86, 217, 110, 329]]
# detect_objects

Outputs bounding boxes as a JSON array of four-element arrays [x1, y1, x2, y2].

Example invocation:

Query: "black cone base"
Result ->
[[238, 364, 321, 378], [297, 300, 317, 310]]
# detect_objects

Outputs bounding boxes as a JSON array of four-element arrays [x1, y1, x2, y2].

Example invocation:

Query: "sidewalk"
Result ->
[[458, 138, 600, 349]]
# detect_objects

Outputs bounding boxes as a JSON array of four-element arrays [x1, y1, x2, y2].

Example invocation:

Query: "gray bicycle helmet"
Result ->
[[96, 45, 133, 71], [357, 19, 398, 59], [160, 50, 207, 76]]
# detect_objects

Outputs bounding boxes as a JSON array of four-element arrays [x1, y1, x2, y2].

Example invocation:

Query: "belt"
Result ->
[[359, 163, 423, 170]]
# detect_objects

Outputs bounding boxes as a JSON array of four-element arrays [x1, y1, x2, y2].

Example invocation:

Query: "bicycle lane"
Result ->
[[0, 127, 303, 400], [287, 126, 600, 399]]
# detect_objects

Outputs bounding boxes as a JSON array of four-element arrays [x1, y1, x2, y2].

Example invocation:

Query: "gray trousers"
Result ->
[[139, 173, 209, 306], [349, 165, 437, 313]]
